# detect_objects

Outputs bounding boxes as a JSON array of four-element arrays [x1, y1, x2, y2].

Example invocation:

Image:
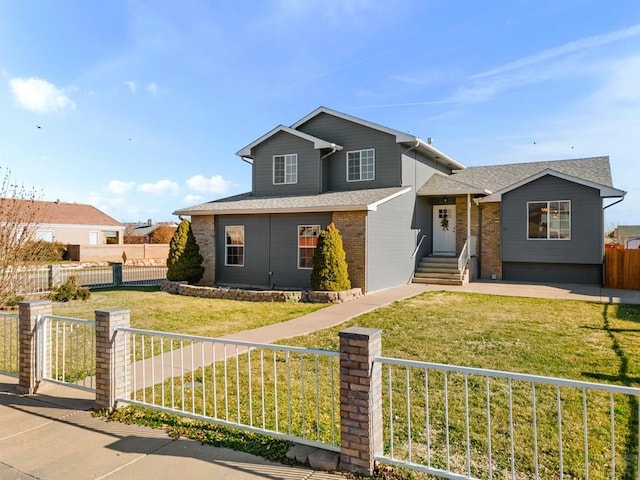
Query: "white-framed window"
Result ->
[[527, 201, 571, 240], [298, 225, 320, 269], [89, 231, 99, 245], [273, 154, 298, 185], [36, 230, 54, 242], [347, 148, 375, 182], [225, 226, 245, 266]]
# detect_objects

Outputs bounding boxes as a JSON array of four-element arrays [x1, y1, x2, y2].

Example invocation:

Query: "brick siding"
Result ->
[[480, 202, 502, 279], [191, 215, 215, 285], [332, 211, 366, 292]]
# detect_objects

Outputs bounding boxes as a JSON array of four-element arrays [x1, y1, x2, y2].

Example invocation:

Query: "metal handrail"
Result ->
[[411, 235, 427, 259], [457, 240, 468, 279]]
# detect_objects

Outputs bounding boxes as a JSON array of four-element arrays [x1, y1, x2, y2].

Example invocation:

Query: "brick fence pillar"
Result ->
[[95, 308, 131, 411], [339, 327, 383, 475], [18, 300, 53, 394]]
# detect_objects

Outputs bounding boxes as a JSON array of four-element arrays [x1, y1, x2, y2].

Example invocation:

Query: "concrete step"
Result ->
[[416, 265, 460, 273], [418, 261, 460, 269], [412, 277, 464, 286], [420, 256, 458, 264], [414, 271, 461, 279]]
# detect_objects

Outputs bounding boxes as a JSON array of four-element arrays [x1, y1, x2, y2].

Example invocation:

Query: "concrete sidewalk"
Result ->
[[0, 376, 342, 480]]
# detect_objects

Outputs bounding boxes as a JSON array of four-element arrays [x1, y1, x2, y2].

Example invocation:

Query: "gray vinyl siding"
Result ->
[[296, 112, 402, 191], [401, 150, 450, 186], [252, 131, 321, 197], [366, 189, 416, 291], [215, 213, 331, 289], [216, 215, 270, 288], [501, 175, 604, 264], [503, 262, 602, 284]]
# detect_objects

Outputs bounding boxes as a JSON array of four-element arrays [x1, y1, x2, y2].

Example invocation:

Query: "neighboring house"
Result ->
[[175, 107, 625, 292], [1, 198, 124, 245], [124, 219, 178, 244], [614, 225, 640, 249]]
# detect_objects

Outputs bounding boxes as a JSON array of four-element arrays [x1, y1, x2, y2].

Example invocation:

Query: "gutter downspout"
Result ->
[[319, 144, 339, 193], [467, 193, 471, 262], [402, 141, 421, 261]]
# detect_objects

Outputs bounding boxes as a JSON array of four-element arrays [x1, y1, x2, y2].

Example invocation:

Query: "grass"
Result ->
[[9, 288, 640, 478], [50, 286, 326, 337]]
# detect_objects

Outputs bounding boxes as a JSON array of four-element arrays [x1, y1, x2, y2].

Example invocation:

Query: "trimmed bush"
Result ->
[[167, 219, 205, 284], [310, 223, 351, 291], [48, 276, 90, 302]]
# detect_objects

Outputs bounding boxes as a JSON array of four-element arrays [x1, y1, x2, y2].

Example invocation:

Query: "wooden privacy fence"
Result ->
[[604, 248, 640, 290]]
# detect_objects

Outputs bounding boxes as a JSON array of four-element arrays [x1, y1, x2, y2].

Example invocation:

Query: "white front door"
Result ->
[[433, 205, 456, 256], [89, 231, 99, 245]]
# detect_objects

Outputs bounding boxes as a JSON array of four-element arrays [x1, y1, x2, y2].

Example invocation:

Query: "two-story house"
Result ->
[[175, 107, 625, 292]]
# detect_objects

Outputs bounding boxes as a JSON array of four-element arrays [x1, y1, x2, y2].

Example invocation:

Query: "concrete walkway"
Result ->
[[2, 280, 639, 480]]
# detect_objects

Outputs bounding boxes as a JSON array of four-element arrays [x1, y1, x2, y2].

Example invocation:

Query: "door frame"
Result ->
[[433, 204, 456, 256]]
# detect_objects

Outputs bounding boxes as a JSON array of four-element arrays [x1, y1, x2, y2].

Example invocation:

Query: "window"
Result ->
[[36, 230, 54, 242], [527, 201, 571, 240], [225, 226, 244, 266], [298, 225, 320, 269], [273, 154, 298, 184], [347, 149, 375, 182]]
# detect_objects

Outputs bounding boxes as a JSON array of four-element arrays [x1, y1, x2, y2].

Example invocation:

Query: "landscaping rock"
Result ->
[[308, 449, 340, 471], [285, 444, 318, 463]]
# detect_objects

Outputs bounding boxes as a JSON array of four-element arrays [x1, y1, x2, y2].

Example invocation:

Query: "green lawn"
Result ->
[[50, 287, 326, 337]]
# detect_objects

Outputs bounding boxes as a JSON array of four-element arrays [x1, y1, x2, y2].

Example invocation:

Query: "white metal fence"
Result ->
[[0, 312, 19, 376], [376, 356, 640, 480], [37, 315, 96, 391], [116, 327, 341, 451]]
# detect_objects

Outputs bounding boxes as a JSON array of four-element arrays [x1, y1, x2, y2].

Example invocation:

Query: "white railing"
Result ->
[[375, 356, 640, 480], [412, 235, 427, 259], [457, 240, 469, 279], [0, 312, 19, 376], [116, 327, 341, 451], [37, 315, 96, 391]]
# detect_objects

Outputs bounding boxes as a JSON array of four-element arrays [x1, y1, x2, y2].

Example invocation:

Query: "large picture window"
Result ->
[[298, 225, 320, 269], [347, 148, 375, 182], [273, 154, 297, 185], [527, 201, 571, 240], [225, 225, 244, 266]]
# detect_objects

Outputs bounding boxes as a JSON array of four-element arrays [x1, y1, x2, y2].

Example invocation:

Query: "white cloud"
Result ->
[[9, 77, 76, 113], [125, 81, 137, 93], [183, 194, 204, 205], [107, 180, 136, 195], [138, 179, 179, 196], [146, 82, 159, 96], [186, 174, 233, 194]]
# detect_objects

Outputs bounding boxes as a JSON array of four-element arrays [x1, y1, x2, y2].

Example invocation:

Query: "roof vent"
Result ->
[[427, 137, 434, 145]]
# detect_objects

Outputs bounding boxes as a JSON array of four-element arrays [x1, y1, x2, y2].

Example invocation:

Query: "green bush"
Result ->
[[310, 223, 351, 291], [48, 276, 91, 302], [166, 219, 205, 284], [24, 241, 68, 262]]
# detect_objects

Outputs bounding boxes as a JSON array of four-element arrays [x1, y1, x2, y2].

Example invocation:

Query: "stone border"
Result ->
[[161, 281, 362, 304]]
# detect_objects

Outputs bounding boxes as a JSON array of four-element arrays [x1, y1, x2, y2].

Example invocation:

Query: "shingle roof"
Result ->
[[447, 156, 614, 193], [0, 198, 123, 226], [174, 186, 411, 216], [417, 172, 489, 196]]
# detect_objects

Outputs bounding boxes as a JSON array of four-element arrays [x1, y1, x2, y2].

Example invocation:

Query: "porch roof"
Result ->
[[174, 186, 411, 216], [417, 172, 489, 196]]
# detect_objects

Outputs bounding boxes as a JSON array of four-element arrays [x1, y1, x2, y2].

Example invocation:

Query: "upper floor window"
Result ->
[[527, 201, 571, 240], [298, 225, 320, 269], [225, 225, 245, 266], [347, 148, 375, 182], [273, 154, 298, 185]]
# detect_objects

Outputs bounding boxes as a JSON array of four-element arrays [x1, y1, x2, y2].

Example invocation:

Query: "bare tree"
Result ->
[[0, 167, 49, 305]]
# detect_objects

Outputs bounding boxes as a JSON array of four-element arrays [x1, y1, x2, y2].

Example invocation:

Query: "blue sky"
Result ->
[[1, 1, 639, 229]]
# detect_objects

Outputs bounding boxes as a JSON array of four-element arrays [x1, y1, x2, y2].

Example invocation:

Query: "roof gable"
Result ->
[[291, 107, 465, 170], [236, 125, 342, 159], [479, 168, 626, 202]]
